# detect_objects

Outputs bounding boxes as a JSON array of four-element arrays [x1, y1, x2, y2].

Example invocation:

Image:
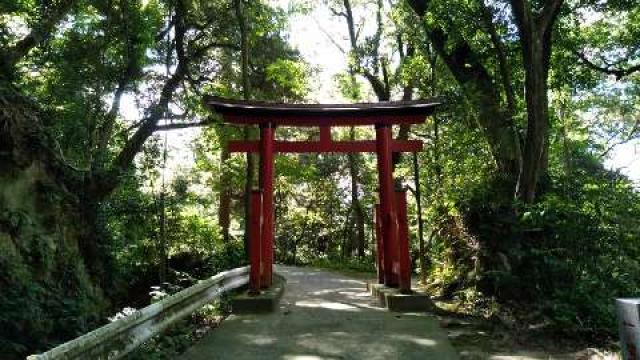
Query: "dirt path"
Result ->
[[180, 265, 459, 359]]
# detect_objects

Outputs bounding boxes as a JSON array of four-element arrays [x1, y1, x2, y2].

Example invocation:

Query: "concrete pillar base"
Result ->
[[368, 282, 434, 313], [232, 274, 286, 314]]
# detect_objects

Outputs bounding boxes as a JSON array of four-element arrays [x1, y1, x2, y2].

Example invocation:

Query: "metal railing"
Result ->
[[28, 266, 249, 360]]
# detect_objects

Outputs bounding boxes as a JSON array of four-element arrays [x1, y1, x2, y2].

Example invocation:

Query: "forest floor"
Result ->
[[435, 309, 619, 359]]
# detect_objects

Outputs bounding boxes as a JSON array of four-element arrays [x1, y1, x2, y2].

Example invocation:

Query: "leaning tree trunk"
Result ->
[[407, 0, 522, 181]]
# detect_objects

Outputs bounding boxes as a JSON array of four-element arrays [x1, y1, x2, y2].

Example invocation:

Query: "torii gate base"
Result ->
[[204, 96, 442, 299]]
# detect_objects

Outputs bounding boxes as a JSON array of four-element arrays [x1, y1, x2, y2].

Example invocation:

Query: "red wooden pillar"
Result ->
[[260, 123, 275, 288], [375, 204, 384, 284], [375, 124, 398, 287], [319, 125, 331, 151], [249, 190, 262, 294], [396, 189, 411, 293]]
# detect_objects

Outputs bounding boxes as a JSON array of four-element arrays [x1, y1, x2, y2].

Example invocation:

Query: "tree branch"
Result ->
[[508, 0, 533, 40], [478, 0, 516, 116], [342, 0, 358, 49], [361, 70, 389, 100], [96, 13, 141, 160], [575, 51, 640, 80], [154, 120, 212, 131], [1, 0, 76, 74], [538, 0, 564, 34], [406, 0, 428, 16], [94, 0, 190, 198], [329, 7, 347, 18], [599, 117, 640, 158], [313, 18, 347, 54]]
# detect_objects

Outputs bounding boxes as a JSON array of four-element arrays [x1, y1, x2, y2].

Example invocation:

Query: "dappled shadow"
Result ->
[[179, 265, 459, 360]]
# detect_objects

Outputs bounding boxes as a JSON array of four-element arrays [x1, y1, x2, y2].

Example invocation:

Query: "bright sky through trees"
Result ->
[[118, 0, 638, 186]]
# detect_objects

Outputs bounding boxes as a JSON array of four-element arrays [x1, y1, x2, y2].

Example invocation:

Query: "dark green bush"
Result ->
[[455, 155, 640, 336]]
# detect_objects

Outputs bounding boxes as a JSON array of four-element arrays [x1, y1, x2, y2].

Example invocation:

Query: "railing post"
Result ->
[[249, 190, 263, 294], [396, 189, 411, 293]]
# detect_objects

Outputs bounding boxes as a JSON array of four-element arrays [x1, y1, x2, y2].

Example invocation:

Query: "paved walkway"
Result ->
[[180, 265, 459, 359]]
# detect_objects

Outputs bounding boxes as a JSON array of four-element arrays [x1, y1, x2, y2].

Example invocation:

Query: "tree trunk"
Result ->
[[348, 127, 366, 258], [219, 146, 231, 243], [235, 0, 254, 253], [243, 133, 255, 252], [408, 0, 522, 180], [509, 0, 562, 203], [516, 35, 549, 202]]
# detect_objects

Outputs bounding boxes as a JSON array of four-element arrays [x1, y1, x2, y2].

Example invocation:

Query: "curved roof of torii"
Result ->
[[203, 96, 443, 126]]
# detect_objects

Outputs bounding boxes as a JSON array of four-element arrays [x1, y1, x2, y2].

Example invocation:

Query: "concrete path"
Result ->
[[180, 265, 459, 360]]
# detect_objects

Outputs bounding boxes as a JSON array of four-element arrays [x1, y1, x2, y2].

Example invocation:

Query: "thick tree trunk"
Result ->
[[509, 0, 562, 202], [429, 30, 522, 178], [517, 36, 549, 202], [77, 192, 112, 287]]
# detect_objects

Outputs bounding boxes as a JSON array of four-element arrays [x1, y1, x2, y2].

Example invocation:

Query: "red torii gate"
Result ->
[[205, 96, 441, 294]]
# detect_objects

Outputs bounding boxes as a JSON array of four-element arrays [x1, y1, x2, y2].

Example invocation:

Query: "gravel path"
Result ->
[[180, 265, 459, 359]]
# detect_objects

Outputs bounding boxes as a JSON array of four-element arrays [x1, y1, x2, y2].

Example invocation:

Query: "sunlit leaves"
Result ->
[[334, 72, 365, 100], [266, 59, 311, 101]]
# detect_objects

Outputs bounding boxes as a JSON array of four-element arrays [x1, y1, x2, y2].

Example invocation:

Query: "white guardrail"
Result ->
[[27, 266, 250, 360]]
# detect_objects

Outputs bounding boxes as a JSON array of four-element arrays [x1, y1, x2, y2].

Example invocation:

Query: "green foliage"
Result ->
[[334, 72, 365, 101], [266, 59, 311, 101], [125, 302, 226, 360], [514, 159, 640, 333], [311, 257, 376, 274], [431, 149, 640, 336]]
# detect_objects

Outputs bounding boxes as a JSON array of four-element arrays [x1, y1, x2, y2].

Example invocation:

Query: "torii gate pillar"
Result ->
[[259, 123, 275, 288], [375, 125, 399, 287]]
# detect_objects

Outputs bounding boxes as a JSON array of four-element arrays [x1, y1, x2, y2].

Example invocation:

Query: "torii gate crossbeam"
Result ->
[[204, 96, 442, 294]]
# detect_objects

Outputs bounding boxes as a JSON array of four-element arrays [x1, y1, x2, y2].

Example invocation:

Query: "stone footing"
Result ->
[[368, 282, 434, 312], [231, 274, 286, 314]]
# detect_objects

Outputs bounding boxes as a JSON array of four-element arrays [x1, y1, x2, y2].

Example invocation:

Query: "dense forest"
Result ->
[[1, 0, 639, 358]]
